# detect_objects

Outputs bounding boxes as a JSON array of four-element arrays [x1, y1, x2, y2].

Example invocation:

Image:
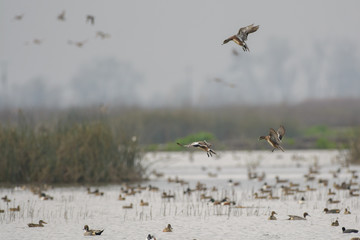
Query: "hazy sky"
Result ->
[[1, 0, 360, 108]]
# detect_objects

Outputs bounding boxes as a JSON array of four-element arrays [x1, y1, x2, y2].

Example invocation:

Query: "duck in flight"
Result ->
[[177, 140, 216, 157], [259, 125, 285, 152], [222, 24, 259, 52]]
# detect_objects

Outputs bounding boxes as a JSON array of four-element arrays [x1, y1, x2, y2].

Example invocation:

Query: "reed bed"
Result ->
[[0, 112, 144, 184]]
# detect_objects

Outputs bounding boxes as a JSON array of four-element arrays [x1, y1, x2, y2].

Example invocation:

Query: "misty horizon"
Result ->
[[1, 1, 360, 109]]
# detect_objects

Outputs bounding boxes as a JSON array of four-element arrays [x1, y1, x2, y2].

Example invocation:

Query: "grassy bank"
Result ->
[[0, 112, 143, 184]]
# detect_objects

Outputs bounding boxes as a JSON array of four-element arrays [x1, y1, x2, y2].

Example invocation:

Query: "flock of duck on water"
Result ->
[[3, 22, 360, 239]]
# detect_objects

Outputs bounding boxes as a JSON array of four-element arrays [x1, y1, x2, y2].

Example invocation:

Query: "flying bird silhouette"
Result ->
[[86, 15, 95, 25], [57, 10, 65, 21], [223, 24, 259, 51]]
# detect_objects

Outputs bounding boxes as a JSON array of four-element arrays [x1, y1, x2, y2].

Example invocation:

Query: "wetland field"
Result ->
[[1, 150, 360, 240]]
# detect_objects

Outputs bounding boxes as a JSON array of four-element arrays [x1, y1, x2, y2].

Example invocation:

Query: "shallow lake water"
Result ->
[[1, 150, 360, 240]]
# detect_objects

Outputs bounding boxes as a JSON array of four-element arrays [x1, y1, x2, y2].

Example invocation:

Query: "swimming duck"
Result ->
[[328, 198, 340, 204], [331, 219, 339, 226], [328, 188, 336, 195], [288, 212, 310, 220], [259, 126, 285, 152], [342, 227, 358, 233], [298, 196, 306, 204], [163, 224, 173, 232], [146, 234, 157, 240], [9, 205, 20, 212], [268, 193, 279, 200], [28, 220, 47, 227], [83, 225, 104, 236], [39, 192, 54, 200], [118, 194, 126, 201], [140, 200, 149, 206], [177, 140, 216, 157], [275, 176, 288, 183], [122, 203, 133, 209], [1, 195, 10, 202], [222, 24, 259, 51], [344, 208, 351, 214], [324, 208, 340, 214], [268, 211, 277, 220], [254, 193, 267, 199]]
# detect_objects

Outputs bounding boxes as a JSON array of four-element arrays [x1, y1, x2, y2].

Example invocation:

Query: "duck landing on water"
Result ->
[[259, 125, 285, 152]]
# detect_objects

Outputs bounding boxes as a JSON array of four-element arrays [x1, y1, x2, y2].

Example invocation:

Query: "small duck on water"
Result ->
[[9, 205, 20, 212], [146, 234, 157, 240], [288, 212, 310, 220], [83, 225, 104, 236], [268, 211, 277, 220], [28, 220, 47, 227], [331, 219, 339, 226], [342, 227, 359, 233], [323, 208, 340, 214], [344, 208, 351, 214], [163, 224, 173, 232]]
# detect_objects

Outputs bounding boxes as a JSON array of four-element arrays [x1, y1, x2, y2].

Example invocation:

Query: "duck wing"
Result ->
[[277, 125, 286, 140], [237, 24, 259, 40], [269, 128, 281, 144]]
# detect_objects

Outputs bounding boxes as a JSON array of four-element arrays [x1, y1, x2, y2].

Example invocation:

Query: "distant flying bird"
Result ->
[[33, 39, 43, 45], [14, 14, 24, 21], [57, 10, 65, 21], [68, 40, 87, 48], [86, 15, 95, 25], [222, 24, 259, 52], [83, 225, 104, 236], [213, 78, 236, 88], [259, 125, 286, 152], [96, 31, 111, 39], [177, 140, 217, 157]]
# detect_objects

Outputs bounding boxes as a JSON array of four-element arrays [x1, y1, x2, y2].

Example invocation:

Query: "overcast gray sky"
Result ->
[[1, 0, 360, 108]]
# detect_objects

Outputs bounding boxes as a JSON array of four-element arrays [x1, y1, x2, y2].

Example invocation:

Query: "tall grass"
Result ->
[[348, 128, 360, 164], [0, 111, 143, 184]]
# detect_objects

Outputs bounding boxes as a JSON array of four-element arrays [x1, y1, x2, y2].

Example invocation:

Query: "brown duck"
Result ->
[[222, 24, 259, 51], [259, 125, 285, 152]]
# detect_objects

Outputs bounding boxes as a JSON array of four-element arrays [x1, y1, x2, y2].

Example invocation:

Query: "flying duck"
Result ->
[[222, 24, 259, 51], [177, 140, 216, 157], [259, 125, 285, 152]]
